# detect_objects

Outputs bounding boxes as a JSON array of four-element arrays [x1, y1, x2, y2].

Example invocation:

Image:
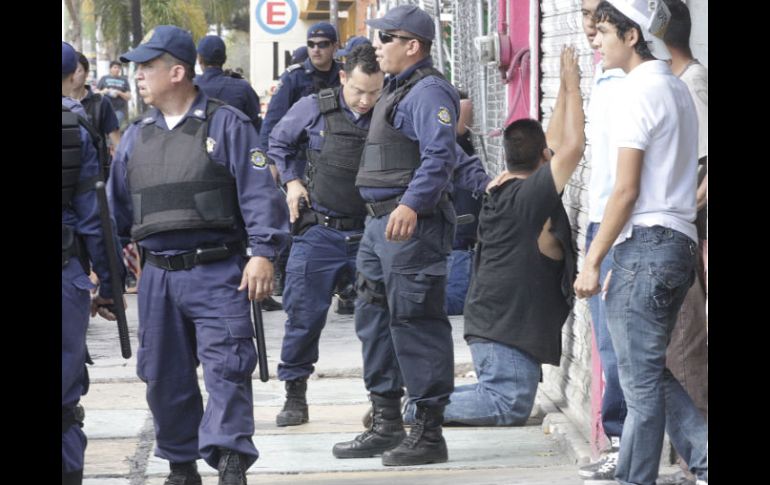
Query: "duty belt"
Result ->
[[365, 193, 450, 218], [144, 241, 244, 271], [309, 209, 365, 231]]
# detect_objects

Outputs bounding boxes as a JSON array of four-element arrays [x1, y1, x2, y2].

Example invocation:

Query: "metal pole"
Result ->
[[330, 0, 339, 37], [433, 0, 444, 75]]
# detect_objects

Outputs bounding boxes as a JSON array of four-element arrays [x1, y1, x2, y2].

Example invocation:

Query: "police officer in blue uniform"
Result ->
[[257, 22, 343, 296], [195, 35, 262, 134], [332, 5, 467, 466], [267, 44, 384, 427], [107, 26, 290, 485], [62, 41, 125, 485]]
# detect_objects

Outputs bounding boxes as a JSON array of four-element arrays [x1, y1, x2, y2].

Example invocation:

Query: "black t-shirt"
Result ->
[[463, 162, 576, 365], [97, 75, 131, 113]]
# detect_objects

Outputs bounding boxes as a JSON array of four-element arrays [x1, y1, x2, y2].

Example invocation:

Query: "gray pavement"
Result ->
[[80, 293, 604, 484]]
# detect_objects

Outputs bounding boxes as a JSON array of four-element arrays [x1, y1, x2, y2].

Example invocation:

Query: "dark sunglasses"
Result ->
[[378, 31, 417, 44], [307, 40, 333, 49]]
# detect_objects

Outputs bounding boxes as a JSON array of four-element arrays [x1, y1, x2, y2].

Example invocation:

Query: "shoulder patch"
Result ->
[[206, 137, 217, 153], [250, 149, 268, 169], [286, 63, 303, 73], [437, 106, 452, 126]]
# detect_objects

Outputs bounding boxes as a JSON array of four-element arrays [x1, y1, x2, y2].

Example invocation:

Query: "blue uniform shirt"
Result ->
[[268, 89, 372, 217], [107, 90, 290, 259], [358, 57, 460, 213], [258, 58, 342, 154], [62, 96, 123, 298], [195, 67, 262, 132]]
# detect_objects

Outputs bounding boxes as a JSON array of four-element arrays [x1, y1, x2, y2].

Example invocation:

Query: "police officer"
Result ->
[[195, 35, 263, 134], [267, 44, 384, 427], [332, 5, 461, 466], [107, 26, 290, 485], [62, 41, 125, 485], [257, 22, 343, 296]]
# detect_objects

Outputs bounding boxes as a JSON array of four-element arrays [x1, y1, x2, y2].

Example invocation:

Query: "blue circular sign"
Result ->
[[255, 0, 299, 35]]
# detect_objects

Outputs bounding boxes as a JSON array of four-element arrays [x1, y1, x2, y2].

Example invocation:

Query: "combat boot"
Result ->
[[333, 393, 406, 458], [276, 377, 308, 426], [163, 461, 202, 485], [62, 469, 83, 485], [217, 448, 247, 485], [382, 405, 448, 466]]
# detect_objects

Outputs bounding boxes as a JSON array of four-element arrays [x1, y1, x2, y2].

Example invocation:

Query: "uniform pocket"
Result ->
[[222, 317, 257, 382]]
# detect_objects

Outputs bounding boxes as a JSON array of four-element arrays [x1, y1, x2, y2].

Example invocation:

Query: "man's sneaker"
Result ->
[[579, 451, 618, 483]]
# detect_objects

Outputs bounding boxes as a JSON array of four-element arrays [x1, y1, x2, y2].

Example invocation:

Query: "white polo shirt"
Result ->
[[609, 60, 699, 244], [587, 63, 626, 223], [679, 60, 708, 160]]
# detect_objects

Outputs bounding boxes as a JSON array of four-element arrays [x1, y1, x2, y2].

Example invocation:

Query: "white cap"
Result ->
[[606, 0, 672, 60]]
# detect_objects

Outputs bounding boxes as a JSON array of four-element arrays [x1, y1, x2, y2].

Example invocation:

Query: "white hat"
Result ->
[[606, 0, 672, 60]]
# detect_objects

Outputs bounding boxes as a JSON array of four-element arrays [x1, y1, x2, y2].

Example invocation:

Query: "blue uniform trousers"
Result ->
[[354, 203, 456, 407], [278, 224, 360, 381], [136, 254, 258, 469], [62, 260, 94, 473]]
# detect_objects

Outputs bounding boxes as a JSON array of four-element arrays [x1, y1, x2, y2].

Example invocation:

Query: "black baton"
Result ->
[[94, 181, 132, 359], [251, 300, 269, 382]]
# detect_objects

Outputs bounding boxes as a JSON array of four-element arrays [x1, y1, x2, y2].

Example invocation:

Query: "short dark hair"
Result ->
[[503, 119, 547, 172], [595, 1, 654, 60], [109, 60, 122, 68], [662, 0, 692, 53], [77, 52, 89, 72], [343, 44, 380, 75], [159, 52, 195, 82]]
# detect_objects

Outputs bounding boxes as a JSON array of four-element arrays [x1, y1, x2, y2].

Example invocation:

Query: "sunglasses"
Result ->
[[378, 31, 417, 44], [307, 40, 333, 49]]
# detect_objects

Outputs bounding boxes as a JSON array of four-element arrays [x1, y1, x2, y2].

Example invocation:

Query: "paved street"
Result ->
[[80, 293, 600, 484]]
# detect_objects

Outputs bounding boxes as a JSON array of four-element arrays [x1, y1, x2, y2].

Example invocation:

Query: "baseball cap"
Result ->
[[120, 25, 197, 66], [605, 0, 672, 60], [197, 35, 227, 64], [365, 5, 435, 41]]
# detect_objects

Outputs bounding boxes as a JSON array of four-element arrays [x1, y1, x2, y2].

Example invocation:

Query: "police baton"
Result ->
[[94, 181, 132, 359], [251, 299, 269, 382]]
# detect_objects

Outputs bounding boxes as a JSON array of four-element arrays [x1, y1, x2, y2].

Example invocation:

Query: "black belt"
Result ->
[[365, 193, 450, 218], [310, 209, 365, 231], [145, 242, 244, 271]]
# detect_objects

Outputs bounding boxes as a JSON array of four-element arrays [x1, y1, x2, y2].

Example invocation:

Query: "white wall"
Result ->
[[687, 0, 708, 67]]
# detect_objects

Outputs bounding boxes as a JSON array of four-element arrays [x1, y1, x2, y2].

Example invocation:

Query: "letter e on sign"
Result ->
[[256, 0, 298, 35]]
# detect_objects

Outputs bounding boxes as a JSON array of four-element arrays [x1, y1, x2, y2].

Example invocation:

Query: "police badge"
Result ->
[[250, 149, 267, 169]]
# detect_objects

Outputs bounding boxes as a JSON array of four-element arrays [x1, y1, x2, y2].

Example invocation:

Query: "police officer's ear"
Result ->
[[405, 38, 423, 58], [339, 69, 348, 86]]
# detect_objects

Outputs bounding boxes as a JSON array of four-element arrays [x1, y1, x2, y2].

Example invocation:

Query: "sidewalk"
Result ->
[[81, 294, 597, 484]]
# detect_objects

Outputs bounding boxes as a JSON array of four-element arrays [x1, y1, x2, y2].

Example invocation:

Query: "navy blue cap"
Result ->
[[291, 46, 309, 64], [335, 36, 371, 59], [307, 22, 338, 42], [197, 35, 226, 64], [62, 41, 78, 75], [365, 5, 435, 41], [120, 25, 197, 66]]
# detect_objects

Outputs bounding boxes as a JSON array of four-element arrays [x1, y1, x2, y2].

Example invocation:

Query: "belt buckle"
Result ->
[[323, 215, 331, 227]]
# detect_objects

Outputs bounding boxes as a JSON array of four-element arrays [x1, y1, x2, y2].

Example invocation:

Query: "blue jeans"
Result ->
[[585, 222, 627, 439], [445, 249, 473, 315], [405, 340, 540, 426], [605, 226, 708, 485]]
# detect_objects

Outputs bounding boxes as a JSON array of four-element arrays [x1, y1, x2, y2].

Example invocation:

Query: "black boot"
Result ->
[[217, 448, 247, 485], [382, 405, 448, 466], [276, 377, 309, 426], [62, 469, 83, 485], [164, 461, 202, 485], [333, 393, 406, 458], [261, 295, 283, 311]]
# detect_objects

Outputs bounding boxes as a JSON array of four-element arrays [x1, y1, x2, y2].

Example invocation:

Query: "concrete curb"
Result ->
[[537, 391, 593, 467]]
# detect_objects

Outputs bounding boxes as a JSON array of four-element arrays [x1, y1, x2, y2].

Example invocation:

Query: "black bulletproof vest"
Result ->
[[62, 106, 83, 206], [356, 67, 444, 188], [306, 88, 368, 217], [128, 99, 240, 241]]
